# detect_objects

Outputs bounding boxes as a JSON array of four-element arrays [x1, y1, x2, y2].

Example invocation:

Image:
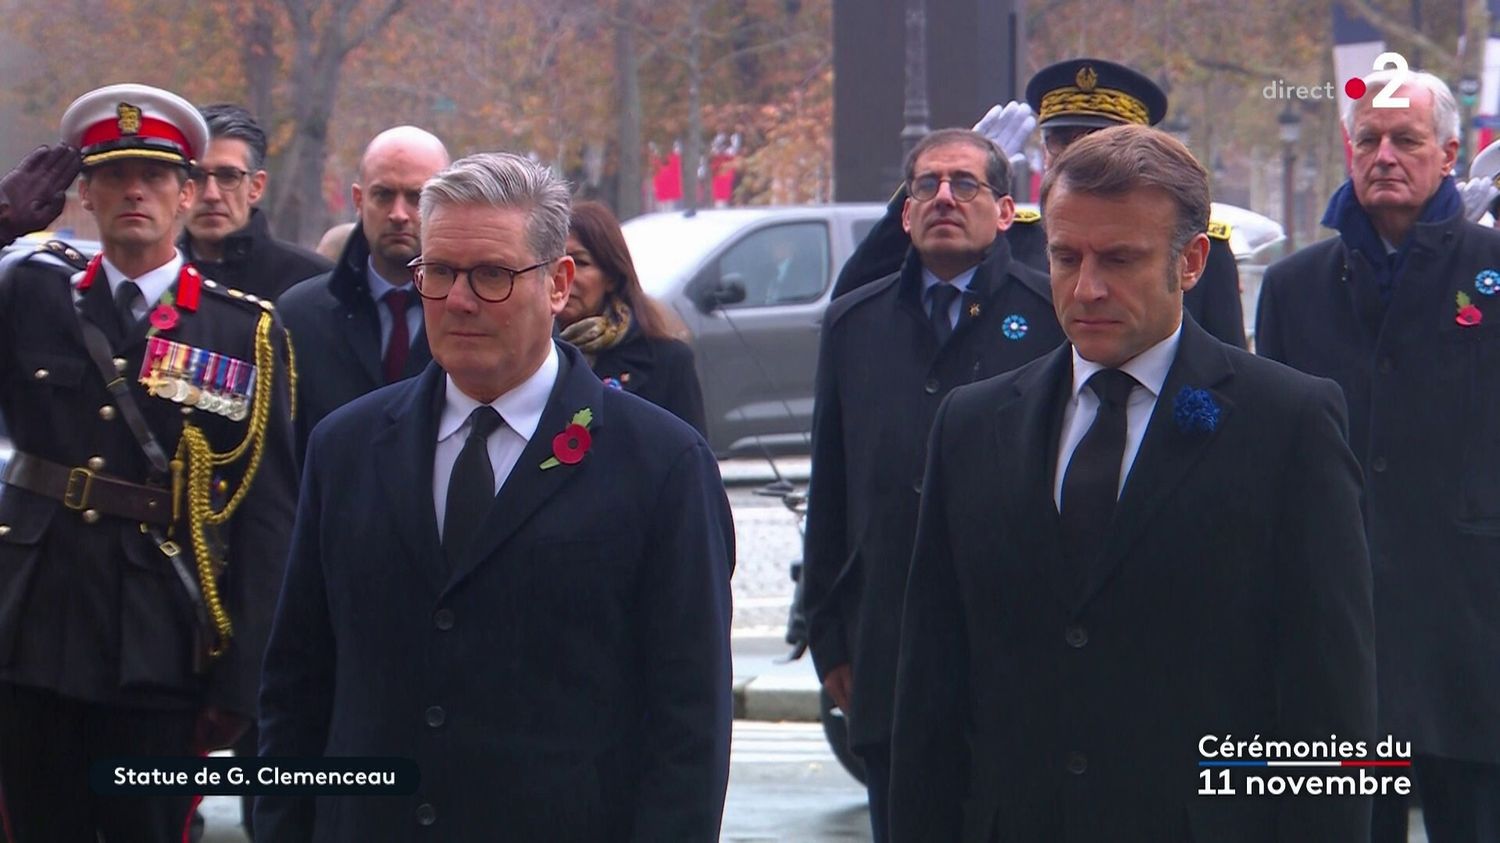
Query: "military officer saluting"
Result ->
[[0, 84, 296, 841], [834, 58, 1249, 349]]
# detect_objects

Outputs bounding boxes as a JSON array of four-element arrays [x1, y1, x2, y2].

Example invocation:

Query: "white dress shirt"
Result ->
[[432, 342, 559, 540], [1053, 323, 1183, 510], [103, 252, 184, 321]]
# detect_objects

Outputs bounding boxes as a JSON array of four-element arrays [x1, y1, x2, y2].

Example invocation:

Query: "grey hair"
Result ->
[[419, 152, 572, 264], [1341, 69, 1460, 145]]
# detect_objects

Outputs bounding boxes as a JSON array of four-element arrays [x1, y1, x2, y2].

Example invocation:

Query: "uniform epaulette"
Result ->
[[1207, 220, 1232, 241], [200, 277, 275, 313], [37, 239, 90, 271], [1014, 209, 1041, 224]]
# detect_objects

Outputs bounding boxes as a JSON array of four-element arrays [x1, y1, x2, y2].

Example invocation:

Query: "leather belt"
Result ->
[[2, 451, 173, 526]]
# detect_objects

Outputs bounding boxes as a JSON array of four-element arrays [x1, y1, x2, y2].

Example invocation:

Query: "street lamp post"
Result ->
[[1279, 103, 1301, 253], [899, 0, 930, 163]]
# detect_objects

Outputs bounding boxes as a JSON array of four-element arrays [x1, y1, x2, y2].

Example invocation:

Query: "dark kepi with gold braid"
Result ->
[[1025, 57, 1168, 129]]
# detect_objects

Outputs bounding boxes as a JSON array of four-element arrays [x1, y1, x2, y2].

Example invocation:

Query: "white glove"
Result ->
[[1459, 177, 1500, 222], [972, 101, 1037, 158]]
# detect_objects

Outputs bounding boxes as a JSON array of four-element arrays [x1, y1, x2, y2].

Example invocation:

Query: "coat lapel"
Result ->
[[1077, 318, 1235, 607], [1341, 248, 1390, 343], [372, 363, 447, 593], [340, 298, 385, 388], [404, 325, 433, 378], [446, 343, 606, 591], [993, 345, 1073, 609], [78, 271, 124, 348]]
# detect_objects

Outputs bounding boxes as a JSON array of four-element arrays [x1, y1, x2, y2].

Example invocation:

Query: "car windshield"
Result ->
[[623, 214, 754, 297]]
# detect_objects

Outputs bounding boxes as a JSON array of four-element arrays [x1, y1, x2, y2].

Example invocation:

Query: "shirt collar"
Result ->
[[366, 257, 413, 302], [102, 250, 183, 308], [920, 264, 979, 298], [437, 341, 560, 445], [1070, 321, 1183, 401]]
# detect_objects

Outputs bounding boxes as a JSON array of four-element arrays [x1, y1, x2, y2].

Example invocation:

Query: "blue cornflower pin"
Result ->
[[602, 377, 624, 390], [1476, 269, 1500, 297], [1173, 387, 1221, 434], [1001, 314, 1029, 340]]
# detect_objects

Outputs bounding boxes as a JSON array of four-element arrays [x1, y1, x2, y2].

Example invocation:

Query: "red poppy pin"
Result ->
[[540, 408, 593, 469], [1456, 291, 1484, 327], [147, 290, 180, 336]]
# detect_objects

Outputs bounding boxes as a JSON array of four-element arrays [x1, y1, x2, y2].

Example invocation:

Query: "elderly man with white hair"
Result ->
[[1258, 69, 1500, 843]]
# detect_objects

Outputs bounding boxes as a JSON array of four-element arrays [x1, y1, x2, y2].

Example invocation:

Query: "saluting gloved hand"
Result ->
[[0, 144, 81, 247], [1459, 177, 1500, 223], [972, 101, 1037, 159]]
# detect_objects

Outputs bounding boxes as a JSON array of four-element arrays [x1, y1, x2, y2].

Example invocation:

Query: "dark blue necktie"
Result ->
[[929, 283, 959, 345], [1060, 369, 1138, 590]]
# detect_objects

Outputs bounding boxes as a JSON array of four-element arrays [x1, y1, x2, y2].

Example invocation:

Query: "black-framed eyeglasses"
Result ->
[[908, 174, 1001, 203], [407, 257, 555, 303], [190, 167, 250, 190]]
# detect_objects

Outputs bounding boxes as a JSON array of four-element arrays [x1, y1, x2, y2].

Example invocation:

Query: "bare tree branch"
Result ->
[[340, 0, 407, 58], [1338, 0, 1455, 74]]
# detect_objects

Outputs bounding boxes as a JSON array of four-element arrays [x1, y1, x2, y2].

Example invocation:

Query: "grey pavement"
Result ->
[[723, 457, 824, 724]]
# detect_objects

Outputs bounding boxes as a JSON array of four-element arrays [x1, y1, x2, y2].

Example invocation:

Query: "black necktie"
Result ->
[[929, 283, 960, 345], [1060, 369, 1138, 588], [443, 406, 504, 564], [114, 280, 142, 334]]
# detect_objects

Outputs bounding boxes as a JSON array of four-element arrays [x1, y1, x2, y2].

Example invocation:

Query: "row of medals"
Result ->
[[144, 369, 250, 421]]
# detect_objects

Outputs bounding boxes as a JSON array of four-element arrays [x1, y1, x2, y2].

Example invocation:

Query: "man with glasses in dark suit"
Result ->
[[257, 152, 734, 841], [803, 127, 1065, 841], [179, 104, 330, 302]]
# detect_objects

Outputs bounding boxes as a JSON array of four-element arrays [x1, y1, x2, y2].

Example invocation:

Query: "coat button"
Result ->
[[81, 509, 100, 524], [434, 608, 454, 630], [1064, 625, 1088, 648], [98, 405, 116, 420], [32, 368, 48, 380], [1371, 457, 1388, 473], [0, 525, 12, 536], [1066, 752, 1088, 775], [87, 456, 106, 471], [924, 378, 940, 395], [113, 357, 128, 373], [911, 482, 922, 495], [425, 705, 446, 728], [415, 802, 436, 826]]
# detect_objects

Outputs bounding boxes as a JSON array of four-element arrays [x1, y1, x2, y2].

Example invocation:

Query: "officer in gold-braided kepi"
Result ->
[[0, 83, 296, 842], [834, 57, 1249, 348]]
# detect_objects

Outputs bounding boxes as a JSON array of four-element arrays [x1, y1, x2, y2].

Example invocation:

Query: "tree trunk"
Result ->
[[241, 0, 278, 129], [615, 0, 643, 219], [267, 0, 406, 248], [270, 14, 342, 248], [682, 0, 704, 213]]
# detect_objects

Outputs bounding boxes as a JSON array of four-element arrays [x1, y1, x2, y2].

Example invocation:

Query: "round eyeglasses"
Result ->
[[407, 257, 555, 303], [908, 174, 1001, 203]]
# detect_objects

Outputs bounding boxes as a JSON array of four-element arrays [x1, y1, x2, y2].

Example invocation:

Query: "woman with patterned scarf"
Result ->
[[561, 201, 708, 435]]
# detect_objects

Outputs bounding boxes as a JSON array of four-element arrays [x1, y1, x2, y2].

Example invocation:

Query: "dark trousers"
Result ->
[[1372, 755, 1500, 843], [0, 682, 196, 843], [860, 740, 891, 843]]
